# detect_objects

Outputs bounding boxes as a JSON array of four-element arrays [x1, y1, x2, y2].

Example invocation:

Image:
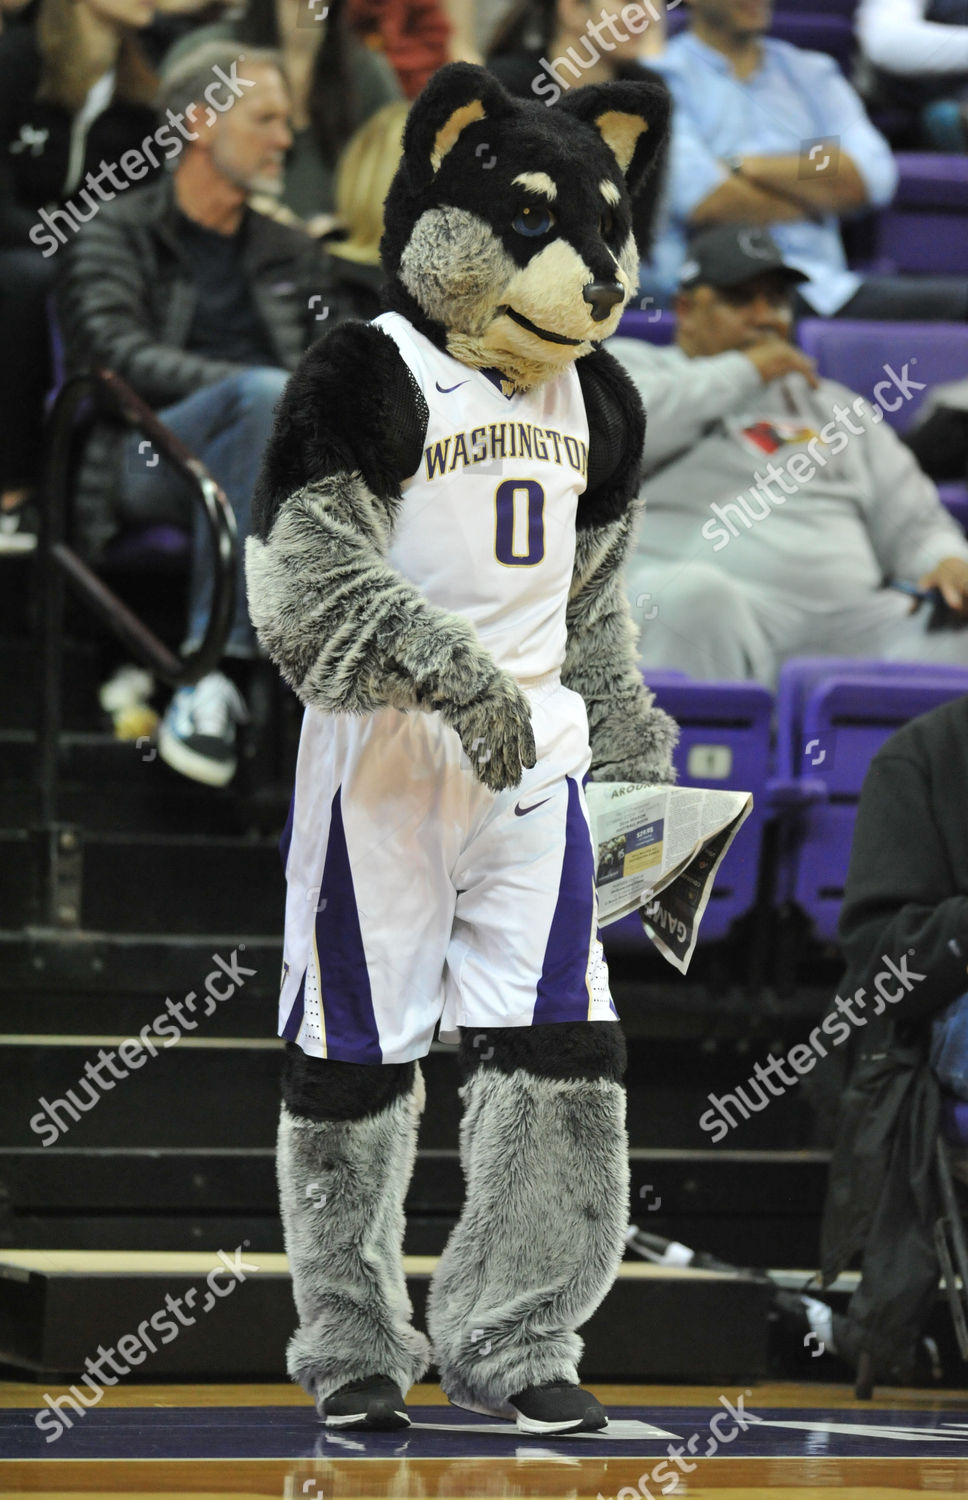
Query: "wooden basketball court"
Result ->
[[4, 1378, 968, 1497]]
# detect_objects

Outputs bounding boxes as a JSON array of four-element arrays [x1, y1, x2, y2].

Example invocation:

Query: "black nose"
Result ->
[[583, 280, 624, 321]]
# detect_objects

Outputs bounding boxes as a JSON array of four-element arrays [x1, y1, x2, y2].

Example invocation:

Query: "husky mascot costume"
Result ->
[[245, 62, 677, 1436]]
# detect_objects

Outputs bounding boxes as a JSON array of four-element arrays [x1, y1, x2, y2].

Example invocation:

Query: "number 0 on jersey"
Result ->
[[495, 479, 545, 567]]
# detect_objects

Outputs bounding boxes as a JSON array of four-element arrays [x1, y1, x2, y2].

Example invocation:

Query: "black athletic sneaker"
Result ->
[[321, 1376, 411, 1430], [509, 1381, 608, 1435]]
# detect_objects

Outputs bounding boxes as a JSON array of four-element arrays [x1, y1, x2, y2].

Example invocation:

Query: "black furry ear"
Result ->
[[556, 77, 670, 197], [403, 61, 516, 187]]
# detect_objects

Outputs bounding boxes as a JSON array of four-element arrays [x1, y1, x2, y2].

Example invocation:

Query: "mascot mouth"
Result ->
[[502, 307, 585, 347]]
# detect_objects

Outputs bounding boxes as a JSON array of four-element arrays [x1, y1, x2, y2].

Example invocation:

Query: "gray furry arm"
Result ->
[[563, 511, 678, 785], [245, 472, 501, 715], [245, 473, 536, 790]]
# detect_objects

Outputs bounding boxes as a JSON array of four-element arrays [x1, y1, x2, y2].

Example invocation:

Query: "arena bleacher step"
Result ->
[[0, 1249, 772, 1385], [0, 1141, 830, 1268]]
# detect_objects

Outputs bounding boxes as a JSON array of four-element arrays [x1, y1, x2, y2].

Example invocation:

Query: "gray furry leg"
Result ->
[[277, 1057, 431, 1406], [427, 1023, 629, 1417]]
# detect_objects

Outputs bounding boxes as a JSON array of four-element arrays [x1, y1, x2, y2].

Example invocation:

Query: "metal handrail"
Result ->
[[43, 369, 237, 684], [38, 368, 239, 837]]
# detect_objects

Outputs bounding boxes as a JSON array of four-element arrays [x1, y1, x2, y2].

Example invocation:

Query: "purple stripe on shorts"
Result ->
[[281, 968, 306, 1042], [278, 790, 296, 869], [313, 787, 383, 1064], [532, 776, 596, 1025]]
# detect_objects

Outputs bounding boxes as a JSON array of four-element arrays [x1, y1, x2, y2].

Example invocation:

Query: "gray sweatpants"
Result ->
[[628, 559, 968, 688]]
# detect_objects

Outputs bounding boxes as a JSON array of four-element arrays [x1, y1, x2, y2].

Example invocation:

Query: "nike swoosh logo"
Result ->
[[514, 797, 551, 817], [435, 380, 469, 393]]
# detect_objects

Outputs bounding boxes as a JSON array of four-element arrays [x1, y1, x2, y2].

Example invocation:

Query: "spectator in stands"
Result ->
[[487, 0, 667, 97], [346, 0, 450, 97], [322, 98, 408, 319], [815, 691, 968, 1389], [645, 0, 968, 320], [612, 225, 968, 685], [486, 0, 671, 252], [0, 0, 158, 552], [161, 0, 402, 230], [856, 0, 968, 151], [57, 42, 352, 785]]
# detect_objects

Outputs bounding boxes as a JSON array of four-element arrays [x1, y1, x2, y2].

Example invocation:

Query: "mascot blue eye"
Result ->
[[513, 205, 555, 237]]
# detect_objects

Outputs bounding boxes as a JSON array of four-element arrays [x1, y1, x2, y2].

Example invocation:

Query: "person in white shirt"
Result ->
[[645, 0, 968, 317], [856, 0, 968, 149], [613, 224, 968, 685]]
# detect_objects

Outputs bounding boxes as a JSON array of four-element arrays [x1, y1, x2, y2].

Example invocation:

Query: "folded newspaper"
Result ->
[[585, 782, 753, 974]]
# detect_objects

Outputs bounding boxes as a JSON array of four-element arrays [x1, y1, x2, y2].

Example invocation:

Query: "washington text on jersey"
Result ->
[[424, 423, 590, 480]]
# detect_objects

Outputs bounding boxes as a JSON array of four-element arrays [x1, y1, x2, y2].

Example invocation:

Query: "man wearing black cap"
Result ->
[[647, 0, 968, 320], [613, 225, 968, 683]]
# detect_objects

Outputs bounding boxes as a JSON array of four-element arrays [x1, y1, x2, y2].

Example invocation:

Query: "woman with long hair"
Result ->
[[322, 97, 408, 317], [0, 0, 157, 543]]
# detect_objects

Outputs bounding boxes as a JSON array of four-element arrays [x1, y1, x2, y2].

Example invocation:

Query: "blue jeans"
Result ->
[[118, 367, 289, 656]]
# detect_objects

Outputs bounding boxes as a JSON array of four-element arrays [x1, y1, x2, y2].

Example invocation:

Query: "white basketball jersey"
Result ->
[[374, 312, 590, 681]]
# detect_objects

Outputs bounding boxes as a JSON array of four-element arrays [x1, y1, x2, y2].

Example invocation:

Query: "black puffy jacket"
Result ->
[[820, 694, 968, 1372], [56, 176, 351, 556]]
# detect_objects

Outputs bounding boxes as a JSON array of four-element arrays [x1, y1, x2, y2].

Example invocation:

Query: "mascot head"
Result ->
[[381, 63, 669, 393]]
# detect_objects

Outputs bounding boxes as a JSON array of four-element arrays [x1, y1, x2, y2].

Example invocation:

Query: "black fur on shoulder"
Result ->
[[251, 321, 429, 541], [458, 1022, 626, 1084], [576, 345, 647, 530], [282, 1042, 416, 1121]]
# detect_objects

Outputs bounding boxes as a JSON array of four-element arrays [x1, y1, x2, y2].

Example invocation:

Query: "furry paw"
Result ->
[[445, 673, 536, 792]]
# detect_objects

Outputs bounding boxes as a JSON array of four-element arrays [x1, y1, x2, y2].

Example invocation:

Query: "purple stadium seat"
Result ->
[[769, 13, 854, 71], [773, 0, 856, 12], [872, 154, 968, 275], [796, 319, 968, 431], [665, 6, 853, 69], [895, 153, 968, 208], [773, 658, 968, 941], [616, 308, 676, 344], [602, 677, 773, 950], [102, 523, 190, 571], [795, 318, 968, 531]]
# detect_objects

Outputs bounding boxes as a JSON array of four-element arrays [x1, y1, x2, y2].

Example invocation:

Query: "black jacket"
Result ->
[[821, 694, 968, 1369], [0, 25, 157, 252], [56, 177, 351, 556]]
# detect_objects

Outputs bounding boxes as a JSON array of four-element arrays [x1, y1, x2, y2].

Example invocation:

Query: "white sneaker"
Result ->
[[0, 498, 37, 554], [158, 672, 248, 786]]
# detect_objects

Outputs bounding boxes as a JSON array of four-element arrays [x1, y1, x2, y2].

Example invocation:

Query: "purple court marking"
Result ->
[[6, 1406, 968, 1462]]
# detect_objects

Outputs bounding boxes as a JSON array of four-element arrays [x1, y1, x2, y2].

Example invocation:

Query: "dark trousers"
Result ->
[[0, 246, 56, 491]]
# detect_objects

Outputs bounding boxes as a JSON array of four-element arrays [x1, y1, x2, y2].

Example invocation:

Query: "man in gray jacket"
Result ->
[[613, 226, 968, 684], [58, 44, 349, 786]]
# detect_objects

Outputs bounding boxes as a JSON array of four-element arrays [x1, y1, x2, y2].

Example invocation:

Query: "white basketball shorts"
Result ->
[[276, 672, 617, 1063]]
